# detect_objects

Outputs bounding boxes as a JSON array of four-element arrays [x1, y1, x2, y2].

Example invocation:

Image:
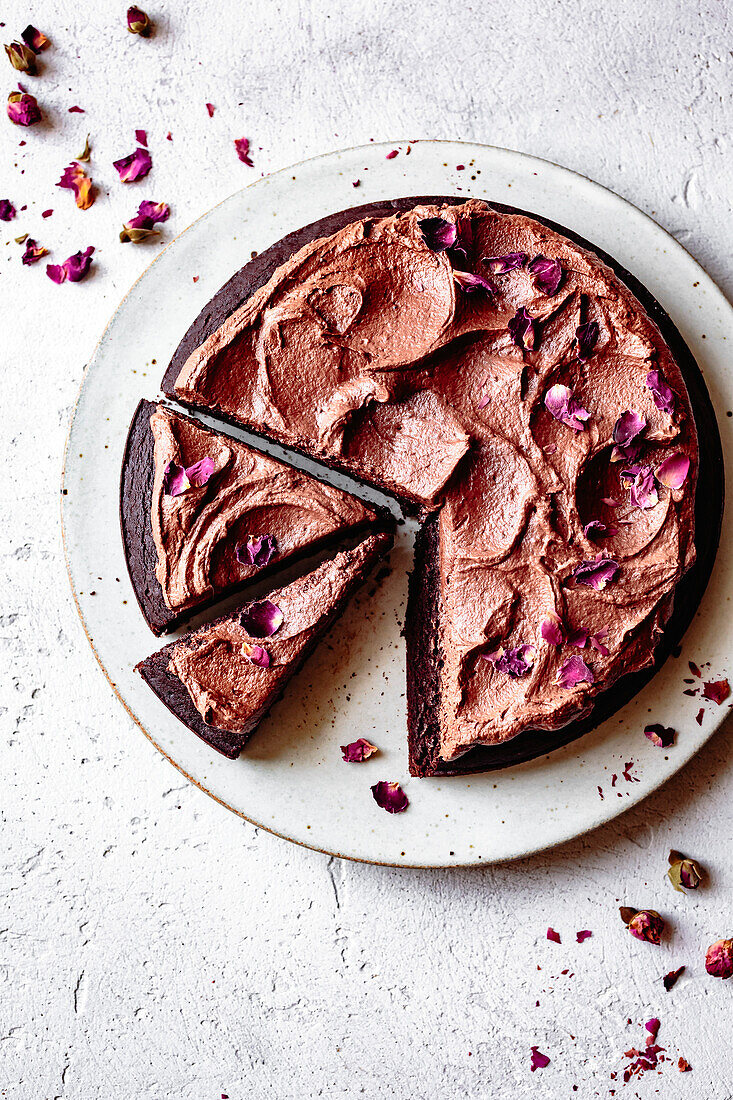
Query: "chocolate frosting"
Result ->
[[172, 200, 697, 761], [167, 533, 391, 732], [149, 406, 376, 614]]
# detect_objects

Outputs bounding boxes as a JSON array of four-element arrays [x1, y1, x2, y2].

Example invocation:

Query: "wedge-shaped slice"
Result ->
[[121, 400, 387, 634], [136, 531, 393, 758]]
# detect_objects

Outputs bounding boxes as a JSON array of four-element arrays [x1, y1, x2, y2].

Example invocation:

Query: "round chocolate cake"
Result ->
[[125, 196, 721, 774]]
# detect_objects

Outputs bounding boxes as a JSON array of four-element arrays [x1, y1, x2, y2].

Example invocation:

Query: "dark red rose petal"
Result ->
[[546, 927, 561, 943], [663, 966, 685, 991], [701, 678, 730, 705], [240, 599, 284, 638], [528, 254, 562, 295], [530, 1047, 550, 1072], [644, 723, 676, 748], [371, 781, 409, 814], [576, 930, 592, 943], [234, 137, 254, 166], [340, 738, 378, 762]]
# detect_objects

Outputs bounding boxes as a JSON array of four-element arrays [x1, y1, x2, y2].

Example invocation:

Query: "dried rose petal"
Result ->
[[127, 6, 152, 35], [0, 199, 15, 221], [477, 391, 490, 410], [566, 626, 589, 648], [483, 251, 527, 274], [45, 245, 94, 284], [646, 369, 675, 414], [705, 938, 733, 979], [57, 162, 94, 210], [611, 409, 646, 463], [702, 678, 730, 704], [546, 927, 561, 943], [557, 654, 593, 689], [453, 269, 494, 294], [644, 723, 675, 748], [205, 102, 215, 118], [241, 641, 270, 668], [576, 930, 592, 943], [135, 128, 147, 146], [508, 306, 538, 350], [656, 453, 690, 490], [341, 738, 378, 762], [667, 850, 703, 892], [5, 42, 37, 75], [448, 216, 474, 265], [120, 199, 171, 242], [113, 146, 152, 182], [663, 966, 685, 991], [186, 456, 215, 487], [620, 908, 665, 944], [589, 628, 609, 656], [575, 320, 599, 361], [583, 520, 617, 539], [645, 1018, 660, 1043], [418, 216, 457, 253], [234, 137, 254, 166], [7, 90, 41, 126], [240, 599, 284, 638], [385, 149, 399, 159], [620, 464, 659, 510], [21, 25, 51, 53], [528, 254, 562, 296], [678, 1057, 692, 1072], [235, 534, 277, 569], [371, 781, 409, 814], [541, 613, 564, 647], [544, 384, 590, 431], [77, 134, 91, 162], [162, 455, 214, 496], [21, 237, 48, 265], [483, 644, 534, 678], [530, 1047, 550, 1072], [571, 553, 619, 590]]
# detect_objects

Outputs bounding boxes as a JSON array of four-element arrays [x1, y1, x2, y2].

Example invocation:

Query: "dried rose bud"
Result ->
[[619, 907, 665, 944], [5, 41, 37, 74], [7, 90, 41, 126], [667, 849, 703, 893], [127, 6, 152, 36], [705, 938, 733, 979]]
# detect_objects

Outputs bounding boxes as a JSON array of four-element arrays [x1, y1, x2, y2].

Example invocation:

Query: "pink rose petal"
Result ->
[[56, 162, 94, 210], [508, 306, 538, 350], [583, 519, 617, 539], [701, 679, 730, 705], [528, 254, 562, 295], [235, 534, 278, 568], [340, 738, 378, 762], [7, 91, 41, 126], [656, 453, 690, 490], [371, 781, 409, 813], [576, 930, 592, 943], [418, 216, 457, 253], [453, 269, 494, 294], [240, 599, 284, 638], [483, 644, 535, 678], [557, 654, 594, 689], [206, 103, 215, 117], [541, 614, 564, 647], [135, 129, 148, 146], [575, 320, 599, 361], [544, 383, 590, 431], [234, 137, 254, 166], [546, 927, 561, 943], [0, 200, 16, 221], [644, 723, 675, 748], [530, 1047, 550, 1072], [571, 553, 619, 590], [113, 146, 152, 182], [162, 455, 215, 496], [46, 246, 94, 284], [241, 642, 270, 668], [620, 464, 658, 510], [21, 238, 48, 265], [646, 369, 675, 414], [483, 251, 527, 274]]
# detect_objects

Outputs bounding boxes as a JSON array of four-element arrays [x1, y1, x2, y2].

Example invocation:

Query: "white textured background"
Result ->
[[2, 1, 732, 1096]]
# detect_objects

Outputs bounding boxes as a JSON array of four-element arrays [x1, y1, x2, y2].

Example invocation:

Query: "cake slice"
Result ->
[[136, 530, 393, 758], [121, 400, 388, 634]]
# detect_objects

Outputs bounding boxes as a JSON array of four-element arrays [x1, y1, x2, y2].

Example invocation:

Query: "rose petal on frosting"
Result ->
[[528, 254, 562, 296], [127, 6, 152, 35], [620, 464, 659, 510], [371, 781, 409, 813], [663, 966, 685, 991], [45, 245, 94, 284], [453, 269, 494, 294], [557, 654, 594, 689], [235, 533, 278, 568], [583, 520, 617, 539], [566, 626, 589, 648], [613, 410, 646, 447], [448, 215, 474, 265], [546, 927, 561, 943], [530, 1047, 550, 1072], [571, 553, 619, 591], [21, 25, 51, 53], [483, 251, 527, 274], [113, 145, 152, 182], [21, 237, 48, 265], [240, 599, 284, 638], [185, 456, 215, 487], [0, 199, 15, 221], [576, 930, 592, 943], [241, 642, 270, 668], [655, 453, 690, 490], [7, 90, 41, 126], [56, 162, 95, 210], [543, 383, 590, 431], [341, 738, 378, 762], [541, 613, 564, 647], [418, 216, 457, 253], [589, 628, 609, 656], [702, 678, 730, 705], [575, 320, 599, 361], [508, 306, 538, 350], [644, 723, 676, 748], [646, 369, 675, 415], [234, 137, 254, 166], [484, 644, 535, 678], [162, 460, 190, 497], [477, 392, 490, 410]]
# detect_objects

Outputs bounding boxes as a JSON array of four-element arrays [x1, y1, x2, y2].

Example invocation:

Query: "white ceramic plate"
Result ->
[[62, 141, 732, 866]]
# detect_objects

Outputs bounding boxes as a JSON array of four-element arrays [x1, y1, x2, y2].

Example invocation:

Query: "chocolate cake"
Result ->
[[121, 399, 388, 634], [158, 196, 722, 776], [136, 531, 393, 757]]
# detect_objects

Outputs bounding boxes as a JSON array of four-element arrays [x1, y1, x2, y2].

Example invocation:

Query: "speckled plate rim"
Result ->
[[61, 139, 733, 867]]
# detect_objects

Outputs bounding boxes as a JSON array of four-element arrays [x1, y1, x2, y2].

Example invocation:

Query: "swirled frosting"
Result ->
[[172, 200, 697, 761]]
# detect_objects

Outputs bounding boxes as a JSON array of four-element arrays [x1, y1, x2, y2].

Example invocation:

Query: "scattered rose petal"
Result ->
[[645, 1018, 660, 1042], [45, 245, 94, 284], [135, 128, 147, 146], [483, 644, 534, 678], [240, 599, 284, 638], [508, 306, 538, 350], [541, 613, 564, 647], [702, 678, 730, 704], [646, 369, 675, 414], [620, 464, 659, 510], [340, 738, 378, 762], [235, 535, 277, 570], [678, 1057, 692, 1072], [705, 939, 733, 979], [528, 254, 562, 295], [21, 25, 51, 53], [5, 42, 36, 75], [583, 519, 617, 539], [7, 90, 41, 126], [371, 781, 408, 813], [351, 179, 360, 187], [695, 707, 704, 725], [575, 320, 599, 361], [571, 553, 619, 590], [483, 251, 527, 274], [418, 216, 457, 253], [0, 199, 15, 221], [385, 149, 398, 159], [127, 6, 152, 35], [557, 654, 593, 689], [576, 930, 592, 943], [620, 907, 665, 944], [546, 927, 561, 943], [656, 453, 690, 490], [205, 102, 215, 117], [453, 269, 493, 294], [644, 723, 675, 748], [543, 383, 590, 431], [162, 455, 215, 496], [477, 391, 490, 410], [530, 1047, 550, 1072], [21, 237, 48, 264], [113, 145, 152, 182], [120, 199, 170, 242], [601, 496, 618, 507], [589, 627, 609, 656], [57, 162, 95, 210], [663, 966, 685, 991], [68, 105, 84, 113], [234, 137, 254, 166], [613, 410, 646, 448], [241, 641, 270, 668], [42, 208, 53, 218], [566, 626, 589, 648], [77, 134, 91, 162], [689, 661, 701, 677], [667, 850, 703, 892]]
